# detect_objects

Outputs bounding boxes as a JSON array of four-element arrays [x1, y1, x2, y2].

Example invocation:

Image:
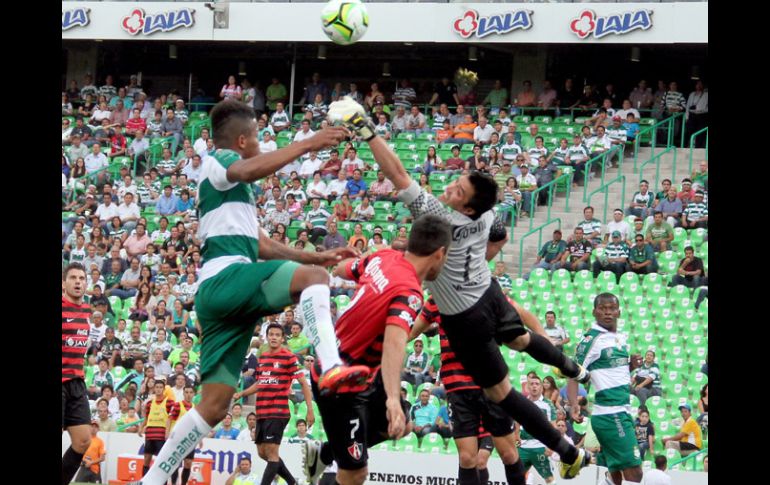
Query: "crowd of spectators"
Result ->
[[62, 71, 707, 472]]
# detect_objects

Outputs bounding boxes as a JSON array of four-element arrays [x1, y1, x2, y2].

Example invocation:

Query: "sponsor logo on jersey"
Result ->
[[364, 256, 390, 293], [348, 441, 363, 460], [407, 295, 422, 312]]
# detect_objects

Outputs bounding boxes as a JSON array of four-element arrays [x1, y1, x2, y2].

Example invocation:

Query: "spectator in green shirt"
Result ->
[[629, 234, 658, 275], [266, 78, 287, 112], [492, 261, 513, 292], [645, 211, 674, 252], [526, 229, 568, 276], [286, 322, 311, 356], [483, 79, 509, 115]]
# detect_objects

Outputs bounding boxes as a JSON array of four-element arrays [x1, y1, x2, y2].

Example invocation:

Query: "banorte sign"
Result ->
[[569, 9, 653, 39], [121, 7, 196, 36]]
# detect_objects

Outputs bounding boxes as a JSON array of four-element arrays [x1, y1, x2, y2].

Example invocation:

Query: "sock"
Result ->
[[300, 284, 342, 373], [277, 459, 296, 485], [143, 465, 149, 476], [478, 468, 489, 485], [261, 461, 281, 485], [504, 461, 526, 485], [496, 389, 578, 464], [459, 466, 480, 485], [61, 446, 85, 485], [525, 333, 580, 378], [171, 469, 179, 484], [142, 408, 212, 484], [181, 467, 191, 485], [320, 441, 334, 466]]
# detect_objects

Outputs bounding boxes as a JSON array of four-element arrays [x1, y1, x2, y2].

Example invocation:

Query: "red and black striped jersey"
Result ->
[[169, 400, 193, 421], [62, 296, 92, 382], [255, 347, 301, 420], [143, 397, 175, 441], [336, 250, 423, 373], [421, 297, 479, 394]]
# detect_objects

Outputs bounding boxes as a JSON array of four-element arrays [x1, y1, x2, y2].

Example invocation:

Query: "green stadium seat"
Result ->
[[689, 228, 707, 247], [573, 270, 593, 286]]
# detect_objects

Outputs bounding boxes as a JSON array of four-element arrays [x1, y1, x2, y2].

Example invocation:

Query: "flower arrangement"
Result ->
[[454, 68, 479, 97]]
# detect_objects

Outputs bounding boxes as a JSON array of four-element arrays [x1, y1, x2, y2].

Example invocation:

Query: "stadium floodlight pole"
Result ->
[[289, 44, 297, 119]]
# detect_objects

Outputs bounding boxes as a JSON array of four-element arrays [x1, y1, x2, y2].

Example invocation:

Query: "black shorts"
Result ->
[[478, 435, 494, 453], [255, 418, 289, 444], [144, 439, 166, 455], [312, 370, 411, 471], [185, 449, 196, 461], [447, 388, 515, 439], [440, 279, 526, 388], [62, 378, 92, 429]]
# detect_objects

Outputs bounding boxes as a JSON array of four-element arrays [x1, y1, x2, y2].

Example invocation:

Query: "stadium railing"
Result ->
[[586, 174, 626, 225], [668, 447, 708, 472], [637, 145, 678, 189], [582, 145, 622, 203], [687, 127, 708, 173], [517, 217, 561, 278], [632, 112, 684, 172], [525, 172, 572, 233]]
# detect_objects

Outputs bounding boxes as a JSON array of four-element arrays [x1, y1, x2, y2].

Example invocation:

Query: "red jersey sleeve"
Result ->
[[165, 399, 176, 414], [144, 400, 152, 417], [344, 254, 371, 282], [288, 354, 301, 377], [419, 297, 440, 324], [385, 289, 423, 332], [169, 402, 180, 420]]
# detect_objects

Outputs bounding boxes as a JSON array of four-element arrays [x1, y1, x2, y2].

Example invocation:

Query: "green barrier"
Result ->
[[637, 146, 678, 189], [587, 175, 626, 225], [632, 112, 684, 172], [116, 419, 143, 432], [688, 127, 708, 174], [517, 218, 561, 278], [582, 146, 621, 203], [668, 446, 708, 471], [527, 172, 572, 232]]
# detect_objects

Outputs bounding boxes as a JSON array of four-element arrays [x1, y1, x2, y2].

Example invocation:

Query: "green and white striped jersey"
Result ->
[[500, 142, 523, 161], [683, 202, 708, 220], [550, 146, 569, 165], [604, 242, 630, 260], [197, 149, 259, 284], [520, 395, 557, 448], [567, 144, 590, 163], [575, 324, 632, 416]]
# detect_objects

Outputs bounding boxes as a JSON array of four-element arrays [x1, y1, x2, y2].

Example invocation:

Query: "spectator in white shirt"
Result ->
[[270, 102, 291, 133], [405, 105, 427, 135], [193, 128, 210, 156], [95, 193, 120, 230], [116, 192, 141, 234], [473, 117, 495, 145], [326, 170, 349, 202], [642, 455, 672, 485], [604, 208, 632, 245], [258, 131, 277, 154], [306, 171, 328, 199], [181, 155, 203, 184], [84, 143, 109, 184], [293, 120, 315, 143], [299, 152, 323, 180], [615, 99, 641, 123], [341, 148, 365, 177]]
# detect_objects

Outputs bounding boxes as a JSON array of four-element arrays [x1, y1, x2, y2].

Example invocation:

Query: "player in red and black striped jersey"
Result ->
[[234, 323, 313, 485], [411, 296, 525, 485], [302, 215, 452, 485], [139, 381, 176, 477], [62, 262, 95, 485], [169, 385, 197, 485]]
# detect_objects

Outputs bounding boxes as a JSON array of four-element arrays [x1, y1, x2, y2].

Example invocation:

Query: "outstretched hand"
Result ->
[[305, 126, 351, 152], [313, 247, 361, 267]]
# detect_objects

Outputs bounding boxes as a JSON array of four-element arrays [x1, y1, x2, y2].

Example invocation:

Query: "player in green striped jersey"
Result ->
[[133, 100, 369, 485], [568, 294, 643, 485]]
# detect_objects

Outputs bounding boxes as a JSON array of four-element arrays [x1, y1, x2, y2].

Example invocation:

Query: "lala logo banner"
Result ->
[[453, 9, 533, 39], [121, 8, 196, 36], [569, 9, 653, 40], [62, 8, 90, 31]]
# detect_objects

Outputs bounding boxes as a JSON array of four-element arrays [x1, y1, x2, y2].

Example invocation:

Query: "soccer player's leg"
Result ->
[[476, 436, 493, 485], [62, 379, 93, 485], [256, 419, 294, 485], [286, 263, 369, 394], [137, 262, 290, 484], [447, 390, 484, 485], [441, 299, 588, 478], [482, 399, 525, 485], [592, 413, 643, 484], [496, 286, 588, 383]]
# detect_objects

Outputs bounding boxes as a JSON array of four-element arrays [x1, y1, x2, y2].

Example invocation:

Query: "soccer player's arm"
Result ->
[[259, 227, 358, 266], [224, 128, 348, 184], [568, 339, 597, 422], [293, 357, 315, 428], [333, 254, 370, 281], [382, 290, 422, 439], [409, 308, 433, 342], [138, 401, 151, 436], [486, 215, 509, 262]]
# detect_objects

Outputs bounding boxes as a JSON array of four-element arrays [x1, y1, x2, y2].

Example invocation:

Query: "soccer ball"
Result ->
[[320, 0, 369, 46]]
